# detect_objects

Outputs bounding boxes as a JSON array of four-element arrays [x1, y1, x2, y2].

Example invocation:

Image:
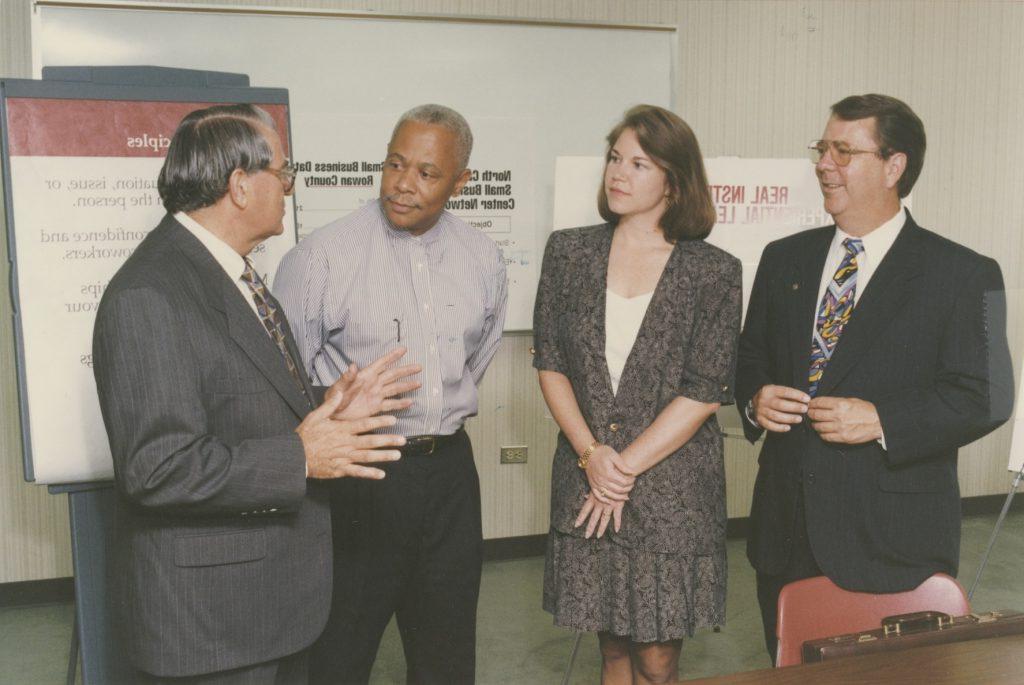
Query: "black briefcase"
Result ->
[[802, 610, 1024, 663]]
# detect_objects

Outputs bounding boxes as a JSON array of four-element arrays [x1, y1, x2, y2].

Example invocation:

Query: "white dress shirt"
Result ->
[[811, 205, 906, 340], [175, 211, 260, 318]]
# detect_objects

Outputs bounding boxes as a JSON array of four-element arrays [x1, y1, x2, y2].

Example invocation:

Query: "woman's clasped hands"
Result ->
[[574, 445, 636, 539]]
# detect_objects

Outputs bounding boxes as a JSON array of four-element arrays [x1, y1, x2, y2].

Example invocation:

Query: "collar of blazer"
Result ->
[[577, 223, 694, 406], [791, 212, 924, 396], [163, 214, 314, 418]]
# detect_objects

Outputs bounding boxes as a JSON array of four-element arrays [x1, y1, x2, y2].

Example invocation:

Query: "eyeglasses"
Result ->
[[808, 140, 885, 166], [267, 161, 297, 193]]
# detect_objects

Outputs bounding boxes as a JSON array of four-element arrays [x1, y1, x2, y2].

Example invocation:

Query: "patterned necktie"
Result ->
[[240, 258, 307, 395], [808, 238, 864, 396]]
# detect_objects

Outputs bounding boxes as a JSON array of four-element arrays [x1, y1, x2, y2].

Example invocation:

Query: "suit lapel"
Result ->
[[788, 228, 835, 391], [267, 288, 318, 402], [580, 225, 616, 404], [816, 217, 923, 396], [615, 240, 688, 401], [223, 291, 313, 417], [168, 218, 313, 418]]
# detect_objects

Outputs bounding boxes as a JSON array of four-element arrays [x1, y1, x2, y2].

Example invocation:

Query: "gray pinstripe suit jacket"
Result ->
[[92, 214, 330, 677]]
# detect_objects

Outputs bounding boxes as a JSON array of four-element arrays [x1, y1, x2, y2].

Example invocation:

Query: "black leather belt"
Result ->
[[400, 430, 463, 457]]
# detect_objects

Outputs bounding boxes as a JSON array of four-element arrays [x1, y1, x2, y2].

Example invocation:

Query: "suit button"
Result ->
[[609, 423, 619, 432], [529, 347, 536, 355], [807, 472, 816, 484], [721, 384, 729, 392]]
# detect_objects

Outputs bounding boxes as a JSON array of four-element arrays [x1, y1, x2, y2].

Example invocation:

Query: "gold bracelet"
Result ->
[[577, 440, 601, 469]]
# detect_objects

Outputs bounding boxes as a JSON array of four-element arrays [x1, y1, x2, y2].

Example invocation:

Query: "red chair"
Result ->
[[775, 573, 970, 667]]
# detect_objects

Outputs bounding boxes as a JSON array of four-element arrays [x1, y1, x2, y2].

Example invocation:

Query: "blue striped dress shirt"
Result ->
[[274, 200, 508, 436]]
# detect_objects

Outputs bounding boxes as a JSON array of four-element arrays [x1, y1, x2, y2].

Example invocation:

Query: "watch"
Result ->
[[577, 440, 601, 469], [745, 399, 761, 428]]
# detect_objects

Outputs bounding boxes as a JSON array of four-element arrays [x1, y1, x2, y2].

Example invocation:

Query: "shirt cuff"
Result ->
[[877, 430, 887, 451]]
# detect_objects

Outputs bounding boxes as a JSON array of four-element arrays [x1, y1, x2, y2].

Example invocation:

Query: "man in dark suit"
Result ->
[[92, 104, 419, 683], [736, 93, 1014, 661]]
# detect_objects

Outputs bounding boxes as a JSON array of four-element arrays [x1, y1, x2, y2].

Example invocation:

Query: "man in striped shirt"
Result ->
[[275, 104, 507, 685]]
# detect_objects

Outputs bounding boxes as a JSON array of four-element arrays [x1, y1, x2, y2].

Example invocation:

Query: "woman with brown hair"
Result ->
[[533, 104, 741, 683]]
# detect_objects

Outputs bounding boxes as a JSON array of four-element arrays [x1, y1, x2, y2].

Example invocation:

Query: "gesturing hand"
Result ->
[[297, 391, 407, 480], [325, 347, 422, 421], [585, 445, 635, 504], [574, 492, 624, 539]]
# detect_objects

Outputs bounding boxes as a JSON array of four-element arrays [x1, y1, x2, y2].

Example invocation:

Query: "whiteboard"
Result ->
[[35, 3, 675, 330]]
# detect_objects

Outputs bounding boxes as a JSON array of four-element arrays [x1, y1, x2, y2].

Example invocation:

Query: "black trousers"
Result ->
[[754, 489, 823, 664], [311, 430, 482, 685]]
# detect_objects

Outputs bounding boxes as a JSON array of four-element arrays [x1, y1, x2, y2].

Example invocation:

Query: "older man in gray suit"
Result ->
[[92, 104, 419, 684]]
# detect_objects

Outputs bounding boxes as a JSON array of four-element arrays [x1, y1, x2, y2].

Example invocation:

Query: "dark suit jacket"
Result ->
[[533, 224, 741, 554], [736, 213, 1013, 592], [92, 215, 330, 677]]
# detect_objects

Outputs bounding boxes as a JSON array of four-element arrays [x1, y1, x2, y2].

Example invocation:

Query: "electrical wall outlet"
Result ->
[[500, 446, 528, 464]]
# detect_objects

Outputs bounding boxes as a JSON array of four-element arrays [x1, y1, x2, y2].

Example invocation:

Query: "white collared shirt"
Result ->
[[175, 211, 260, 317], [812, 205, 906, 336]]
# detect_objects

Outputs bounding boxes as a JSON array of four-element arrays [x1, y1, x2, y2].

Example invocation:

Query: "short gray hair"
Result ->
[[391, 104, 473, 170], [158, 104, 276, 214]]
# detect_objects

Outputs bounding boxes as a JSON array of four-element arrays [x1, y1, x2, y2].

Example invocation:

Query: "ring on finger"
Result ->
[[599, 487, 608, 497]]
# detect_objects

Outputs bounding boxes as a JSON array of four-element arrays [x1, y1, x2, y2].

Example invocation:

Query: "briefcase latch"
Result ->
[[971, 611, 1002, 624], [881, 611, 952, 637]]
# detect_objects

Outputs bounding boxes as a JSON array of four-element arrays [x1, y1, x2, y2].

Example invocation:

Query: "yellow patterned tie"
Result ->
[[808, 238, 864, 396]]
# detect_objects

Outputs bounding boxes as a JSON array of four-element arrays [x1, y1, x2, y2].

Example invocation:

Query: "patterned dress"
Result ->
[[533, 224, 742, 641]]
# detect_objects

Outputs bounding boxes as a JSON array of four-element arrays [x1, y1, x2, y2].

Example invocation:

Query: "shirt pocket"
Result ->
[[345, 317, 400, 350], [436, 298, 486, 381], [340, 294, 402, 352]]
